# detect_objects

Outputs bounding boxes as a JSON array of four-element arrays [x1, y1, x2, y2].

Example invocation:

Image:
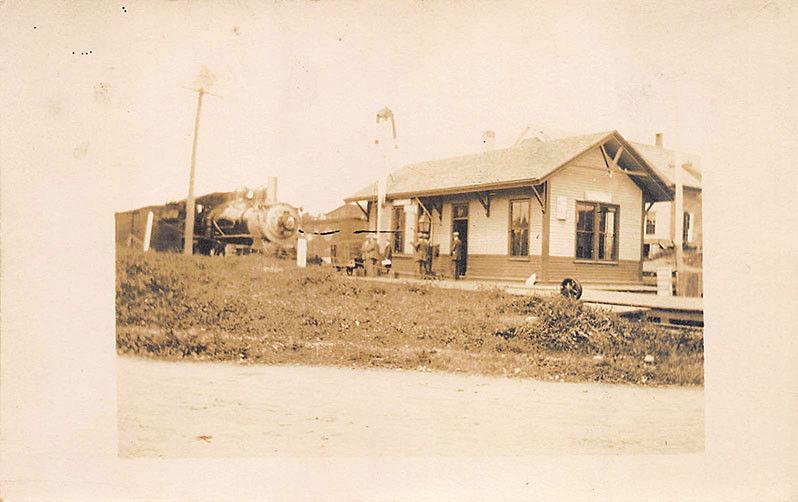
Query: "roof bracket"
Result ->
[[478, 192, 491, 217], [531, 184, 545, 213], [644, 201, 655, 215], [415, 197, 432, 219], [430, 200, 443, 222]]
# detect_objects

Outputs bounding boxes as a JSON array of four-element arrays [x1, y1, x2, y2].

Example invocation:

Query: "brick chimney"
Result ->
[[655, 133, 663, 148]]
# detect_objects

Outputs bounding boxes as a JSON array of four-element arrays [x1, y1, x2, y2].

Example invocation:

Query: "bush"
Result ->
[[116, 248, 703, 385]]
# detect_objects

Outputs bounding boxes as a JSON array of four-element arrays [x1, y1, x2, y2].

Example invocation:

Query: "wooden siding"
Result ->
[[548, 148, 643, 262], [466, 254, 542, 280], [391, 255, 416, 276], [392, 254, 638, 283], [546, 257, 641, 283], [436, 189, 543, 257], [468, 197, 509, 255]]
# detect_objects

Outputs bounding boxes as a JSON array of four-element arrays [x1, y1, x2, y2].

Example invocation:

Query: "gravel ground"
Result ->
[[118, 355, 704, 457]]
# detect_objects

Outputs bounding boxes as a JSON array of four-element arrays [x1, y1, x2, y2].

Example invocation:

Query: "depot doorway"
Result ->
[[452, 203, 469, 275]]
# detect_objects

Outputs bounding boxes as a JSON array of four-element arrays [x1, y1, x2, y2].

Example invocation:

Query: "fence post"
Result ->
[[143, 211, 154, 252], [656, 266, 673, 296], [296, 237, 307, 268]]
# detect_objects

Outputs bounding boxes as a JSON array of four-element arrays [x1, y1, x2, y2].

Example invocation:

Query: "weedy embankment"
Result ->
[[116, 249, 703, 385]]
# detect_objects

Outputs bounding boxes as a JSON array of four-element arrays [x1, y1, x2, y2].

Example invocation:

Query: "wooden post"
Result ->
[[673, 155, 684, 295], [183, 88, 205, 255], [143, 210, 154, 252], [296, 236, 307, 268]]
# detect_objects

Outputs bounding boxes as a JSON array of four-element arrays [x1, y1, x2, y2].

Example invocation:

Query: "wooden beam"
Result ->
[[415, 197, 432, 219], [612, 146, 624, 168], [531, 184, 545, 213], [644, 201, 655, 215], [354, 201, 369, 220], [541, 181, 551, 281]]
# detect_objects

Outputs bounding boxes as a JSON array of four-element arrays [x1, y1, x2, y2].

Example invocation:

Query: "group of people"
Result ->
[[360, 235, 390, 277], [359, 231, 465, 280], [414, 231, 465, 280]]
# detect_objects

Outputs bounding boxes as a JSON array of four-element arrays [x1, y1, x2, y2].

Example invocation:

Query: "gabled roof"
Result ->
[[345, 130, 673, 203], [631, 142, 702, 190]]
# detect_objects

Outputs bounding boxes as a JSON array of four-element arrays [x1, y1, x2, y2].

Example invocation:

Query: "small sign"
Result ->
[[556, 196, 568, 220]]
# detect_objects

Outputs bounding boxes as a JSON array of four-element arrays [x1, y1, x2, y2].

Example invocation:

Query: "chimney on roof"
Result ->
[[655, 133, 663, 148], [483, 130, 496, 152]]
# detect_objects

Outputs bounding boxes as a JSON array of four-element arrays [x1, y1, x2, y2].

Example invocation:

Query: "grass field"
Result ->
[[116, 249, 703, 385]]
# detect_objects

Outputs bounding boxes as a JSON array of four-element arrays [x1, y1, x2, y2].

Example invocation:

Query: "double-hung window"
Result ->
[[509, 199, 530, 256], [576, 202, 619, 261], [391, 206, 405, 254], [645, 212, 656, 235]]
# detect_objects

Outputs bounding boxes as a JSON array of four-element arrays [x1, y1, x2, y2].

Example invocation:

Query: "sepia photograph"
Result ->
[[109, 2, 706, 460], [2, 0, 797, 500]]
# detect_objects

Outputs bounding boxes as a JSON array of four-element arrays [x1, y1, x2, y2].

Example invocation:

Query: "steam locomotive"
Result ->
[[191, 186, 300, 256]]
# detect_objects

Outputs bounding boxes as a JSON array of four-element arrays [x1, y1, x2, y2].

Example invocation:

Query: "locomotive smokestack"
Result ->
[[266, 176, 278, 204]]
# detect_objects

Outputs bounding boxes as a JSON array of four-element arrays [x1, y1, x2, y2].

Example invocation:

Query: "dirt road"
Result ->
[[117, 355, 703, 457]]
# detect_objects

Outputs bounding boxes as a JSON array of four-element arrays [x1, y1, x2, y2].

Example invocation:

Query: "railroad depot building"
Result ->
[[345, 130, 675, 284]]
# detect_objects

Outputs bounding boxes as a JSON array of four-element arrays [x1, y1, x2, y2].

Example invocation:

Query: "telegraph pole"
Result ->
[[183, 88, 206, 255], [375, 107, 397, 252]]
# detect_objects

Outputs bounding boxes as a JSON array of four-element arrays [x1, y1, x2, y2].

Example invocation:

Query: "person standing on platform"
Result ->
[[451, 232, 464, 280], [415, 234, 430, 277], [361, 235, 376, 276]]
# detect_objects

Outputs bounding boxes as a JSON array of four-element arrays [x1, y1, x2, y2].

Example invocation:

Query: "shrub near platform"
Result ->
[[116, 249, 703, 385]]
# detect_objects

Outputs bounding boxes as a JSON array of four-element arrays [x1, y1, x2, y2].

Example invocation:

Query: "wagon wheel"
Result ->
[[560, 277, 583, 299]]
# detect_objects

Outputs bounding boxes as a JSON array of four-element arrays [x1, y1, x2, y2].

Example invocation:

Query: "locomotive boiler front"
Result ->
[[245, 202, 300, 247]]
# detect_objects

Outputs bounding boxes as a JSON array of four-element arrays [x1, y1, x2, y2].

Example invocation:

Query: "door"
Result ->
[[452, 203, 469, 274]]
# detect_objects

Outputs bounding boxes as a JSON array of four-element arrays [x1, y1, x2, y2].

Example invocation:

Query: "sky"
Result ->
[[3, 0, 797, 216]]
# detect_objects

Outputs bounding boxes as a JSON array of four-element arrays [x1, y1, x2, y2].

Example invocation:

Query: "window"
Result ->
[[509, 199, 530, 256], [453, 204, 468, 219], [645, 212, 656, 235], [391, 206, 405, 253], [575, 202, 619, 261]]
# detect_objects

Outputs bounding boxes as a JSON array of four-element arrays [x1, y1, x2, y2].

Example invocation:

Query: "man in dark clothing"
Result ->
[[451, 232, 464, 280], [415, 234, 430, 277]]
